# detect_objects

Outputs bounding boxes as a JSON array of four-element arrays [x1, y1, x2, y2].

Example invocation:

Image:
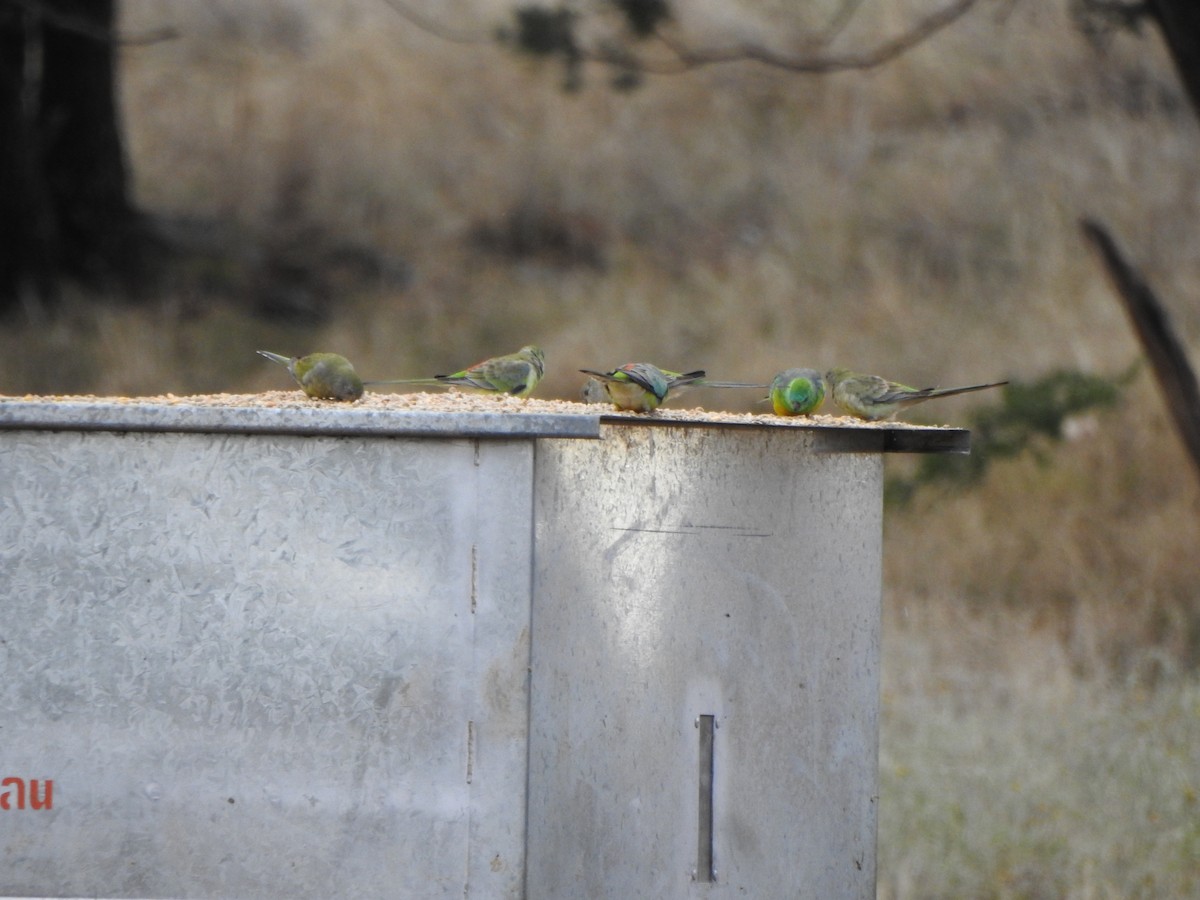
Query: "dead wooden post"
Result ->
[[1080, 217, 1200, 480]]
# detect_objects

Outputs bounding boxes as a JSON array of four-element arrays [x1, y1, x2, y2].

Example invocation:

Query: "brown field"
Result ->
[[4, 1, 1199, 894]]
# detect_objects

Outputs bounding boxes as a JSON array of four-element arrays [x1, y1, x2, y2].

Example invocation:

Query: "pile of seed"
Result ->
[[0, 390, 953, 430]]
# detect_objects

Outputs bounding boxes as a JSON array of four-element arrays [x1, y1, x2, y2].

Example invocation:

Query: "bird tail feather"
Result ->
[[924, 381, 1008, 400], [362, 378, 444, 386]]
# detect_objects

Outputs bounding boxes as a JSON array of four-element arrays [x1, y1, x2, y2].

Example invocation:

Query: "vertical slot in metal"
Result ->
[[466, 720, 475, 784], [696, 714, 716, 882]]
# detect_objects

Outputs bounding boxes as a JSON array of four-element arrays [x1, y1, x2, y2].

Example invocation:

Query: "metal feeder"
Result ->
[[0, 398, 966, 898]]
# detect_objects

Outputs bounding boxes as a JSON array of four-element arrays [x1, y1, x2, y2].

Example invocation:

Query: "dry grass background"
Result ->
[[5, 0, 1200, 894]]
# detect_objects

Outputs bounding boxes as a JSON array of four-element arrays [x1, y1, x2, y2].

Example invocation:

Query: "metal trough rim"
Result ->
[[0, 397, 969, 452]]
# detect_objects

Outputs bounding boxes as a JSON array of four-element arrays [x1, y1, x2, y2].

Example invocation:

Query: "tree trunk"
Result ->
[[1150, 0, 1200, 121], [0, 4, 36, 305], [0, 0, 145, 313]]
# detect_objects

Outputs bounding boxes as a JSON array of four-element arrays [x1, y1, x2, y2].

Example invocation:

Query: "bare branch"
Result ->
[[379, 0, 983, 82], [638, 0, 982, 75], [379, 0, 492, 45]]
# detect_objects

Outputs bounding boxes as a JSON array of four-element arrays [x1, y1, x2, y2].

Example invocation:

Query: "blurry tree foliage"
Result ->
[[885, 367, 1137, 506], [493, 0, 981, 91], [4, 0, 1200, 321], [489, 0, 1200, 482]]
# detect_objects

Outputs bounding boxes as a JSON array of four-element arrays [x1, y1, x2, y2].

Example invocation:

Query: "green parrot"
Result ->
[[367, 345, 545, 397], [826, 367, 1007, 421], [769, 368, 826, 416], [257, 350, 364, 401], [578, 363, 705, 413]]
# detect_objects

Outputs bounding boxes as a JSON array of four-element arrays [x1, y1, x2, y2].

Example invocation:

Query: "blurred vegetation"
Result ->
[[886, 365, 1139, 505], [0, 2, 1196, 893], [879, 616, 1200, 898], [0, 2, 1188, 664], [499, 0, 674, 90]]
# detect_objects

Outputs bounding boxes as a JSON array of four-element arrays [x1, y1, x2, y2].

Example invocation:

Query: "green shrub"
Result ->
[[886, 366, 1137, 506]]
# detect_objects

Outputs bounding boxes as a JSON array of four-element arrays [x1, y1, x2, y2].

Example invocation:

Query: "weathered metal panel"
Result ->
[[528, 424, 882, 898], [0, 399, 601, 440], [0, 431, 533, 899], [0, 400, 930, 898]]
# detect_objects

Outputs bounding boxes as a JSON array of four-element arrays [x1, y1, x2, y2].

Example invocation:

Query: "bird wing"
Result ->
[[619, 364, 671, 400], [580, 365, 668, 401], [483, 357, 537, 394], [665, 369, 708, 389], [864, 375, 918, 404]]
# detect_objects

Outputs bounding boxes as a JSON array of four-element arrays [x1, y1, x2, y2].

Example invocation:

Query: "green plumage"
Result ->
[[368, 345, 545, 397], [579, 363, 705, 413], [826, 367, 1007, 421], [769, 368, 825, 416], [258, 350, 364, 401]]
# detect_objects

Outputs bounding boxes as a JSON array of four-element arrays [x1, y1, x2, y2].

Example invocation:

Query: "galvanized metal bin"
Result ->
[[0, 399, 964, 898]]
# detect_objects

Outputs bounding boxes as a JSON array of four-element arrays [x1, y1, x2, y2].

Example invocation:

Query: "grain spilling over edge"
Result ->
[[0, 390, 956, 431]]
